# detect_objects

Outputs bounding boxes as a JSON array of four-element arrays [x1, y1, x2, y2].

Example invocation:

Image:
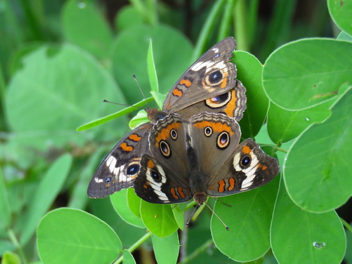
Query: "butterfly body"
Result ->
[[88, 37, 279, 205]]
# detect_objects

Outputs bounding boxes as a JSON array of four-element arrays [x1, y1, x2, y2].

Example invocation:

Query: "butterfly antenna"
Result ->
[[102, 100, 143, 111], [186, 204, 199, 228], [133, 74, 152, 110], [205, 203, 229, 231]]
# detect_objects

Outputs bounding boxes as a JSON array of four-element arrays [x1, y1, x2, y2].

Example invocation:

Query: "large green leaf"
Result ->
[[62, 0, 113, 59], [267, 99, 332, 144], [140, 201, 178, 237], [123, 250, 136, 264], [20, 154, 72, 245], [211, 176, 279, 262], [328, 0, 352, 36], [5, 44, 128, 151], [152, 232, 179, 264], [235, 51, 267, 139], [111, 24, 193, 104], [284, 87, 352, 212], [110, 189, 144, 228], [37, 208, 122, 264], [263, 38, 352, 110], [271, 181, 346, 264]]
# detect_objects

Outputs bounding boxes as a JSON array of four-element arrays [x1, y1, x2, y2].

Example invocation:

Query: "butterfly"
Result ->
[[87, 37, 279, 203]]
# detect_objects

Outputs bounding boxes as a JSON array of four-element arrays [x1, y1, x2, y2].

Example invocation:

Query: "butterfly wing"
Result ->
[[163, 37, 238, 113], [206, 138, 280, 197], [177, 80, 246, 121], [134, 113, 192, 204], [134, 154, 192, 204], [87, 123, 151, 198], [188, 112, 242, 177]]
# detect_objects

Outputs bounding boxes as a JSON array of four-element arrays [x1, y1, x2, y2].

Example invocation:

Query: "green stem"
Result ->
[[7, 229, 28, 264], [218, 0, 236, 41], [234, 0, 248, 51], [247, 0, 259, 48], [192, 0, 227, 62], [113, 232, 152, 264], [340, 218, 352, 234], [19, 0, 44, 40], [179, 239, 213, 264]]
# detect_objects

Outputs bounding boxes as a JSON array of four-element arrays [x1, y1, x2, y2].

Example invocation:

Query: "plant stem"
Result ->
[[113, 232, 152, 264], [218, 0, 236, 42], [7, 229, 28, 264], [179, 239, 213, 264], [234, 0, 248, 51], [192, 0, 226, 62], [340, 217, 352, 234]]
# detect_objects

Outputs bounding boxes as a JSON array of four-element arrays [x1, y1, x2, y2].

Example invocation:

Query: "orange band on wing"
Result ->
[[178, 187, 185, 198], [193, 121, 234, 136], [219, 71, 228, 88], [242, 145, 251, 154], [171, 188, 178, 199], [180, 79, 192, 87], [155, 123, 181, 147], [120, 142, 133, 152], [172, 88, 183, 97], [223, 90, 237, 117], [129, 134, 142, 142], [218, 180, 225, 193], [147, 159, 155, 169], [228, 178, 235, 191]]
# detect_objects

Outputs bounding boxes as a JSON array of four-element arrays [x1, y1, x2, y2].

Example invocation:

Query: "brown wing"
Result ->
[[177, 81, 246, 121], [206, 139, 280, 197], [188, 112, 241, 178], [87, 123, 151, 198], [163, 37, 238, 113], [134, 154, 192, 204]]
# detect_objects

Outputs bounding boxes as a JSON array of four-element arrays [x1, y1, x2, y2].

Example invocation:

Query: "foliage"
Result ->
[[0, 0, 351, 264]]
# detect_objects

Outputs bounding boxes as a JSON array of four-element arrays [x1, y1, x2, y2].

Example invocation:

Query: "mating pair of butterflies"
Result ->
[[88, 37, 279, 205]]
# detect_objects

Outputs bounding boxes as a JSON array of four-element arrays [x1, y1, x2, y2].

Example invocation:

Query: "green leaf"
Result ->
[[337, 31, 352, 41], [0, 169, 11, 228], [127, 188, 142, 218], [129, 110, 150, 130], [263, 38, 352, 110], [37, 208, 122, 264], [110, 189, 145, 228], [5, 44, 128, 151], [236, 51, 267, 138], [328, 0, 352, 36], [267, 99, 332, 144], [271, 181, 346, 264], [140, 201, 178, 237], [62, 0, 113, 59], [111, 24, 193, 104], [147, 39, 159, 93], [172, 205, 185, 230], [211, 176, 279, 262], [115, 6, 144, 32], [284, 86, 352, 212], [152, 232, 179, 264], [1, 251, 21, 264], [123, 249, 136, 264], [20, 154, 72, 246]]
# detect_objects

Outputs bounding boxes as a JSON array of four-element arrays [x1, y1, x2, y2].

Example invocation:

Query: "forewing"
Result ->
[[163, 37, 238, 113], [87, 123, 151, 198]]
